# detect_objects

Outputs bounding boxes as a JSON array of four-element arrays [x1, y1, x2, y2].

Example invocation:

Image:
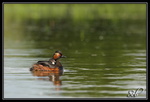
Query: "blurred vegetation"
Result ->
[[4, 4, 146, 50], [4, 4, 146, 21]]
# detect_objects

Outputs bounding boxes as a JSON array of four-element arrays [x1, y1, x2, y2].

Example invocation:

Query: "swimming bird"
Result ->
[[30, 51, 66, 71]]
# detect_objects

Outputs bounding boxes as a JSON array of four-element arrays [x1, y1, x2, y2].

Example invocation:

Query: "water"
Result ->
[[4, 39, 146, 98]]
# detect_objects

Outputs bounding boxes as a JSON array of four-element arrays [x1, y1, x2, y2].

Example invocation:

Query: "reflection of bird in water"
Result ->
[[30, 70, 63, 89], [49, 72, 62, 86], [49, 72, 63, 90]]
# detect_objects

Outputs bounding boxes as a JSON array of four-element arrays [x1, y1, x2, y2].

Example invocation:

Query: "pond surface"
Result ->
[[4, 33, 146, 99]]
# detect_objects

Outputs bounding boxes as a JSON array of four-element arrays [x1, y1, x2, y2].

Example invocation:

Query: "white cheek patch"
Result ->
[[52, 62, 55, 64]]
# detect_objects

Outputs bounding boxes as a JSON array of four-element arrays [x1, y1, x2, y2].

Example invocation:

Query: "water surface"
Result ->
[[4, 37, 146, 98]]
